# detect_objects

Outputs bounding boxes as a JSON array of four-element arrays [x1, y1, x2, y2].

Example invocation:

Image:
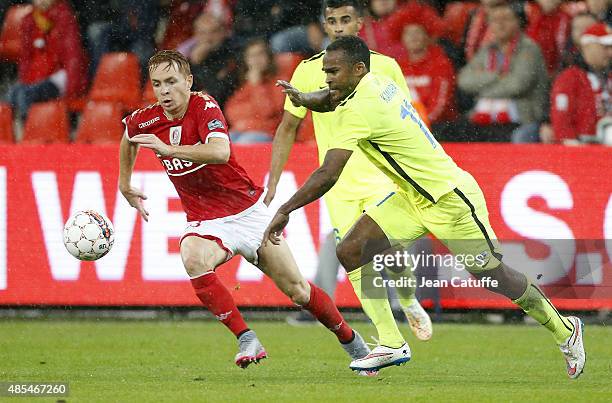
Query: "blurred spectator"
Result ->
[[160, 1, 206, 51], [549, 23, 611, 144], [86, 0, 159, 78], [269, 21, 326, 56], [359, 0, 414, 55], [178, 12, 238, 106], [5, 0, 86, 124], [586, 0, 612, 26], [224, 38, 284, 143], [161, 0, 233, 50], [440, 1, 479, 48], [243, 0, 325, 55], [458, 1, 549, 142], [526, 0, 571, 75], [71, 0, 116, 40], [464, 0, 504, 62], [234, 0, 321, 45], [387, 5, 458, 132], [559, 12, 598, 69]]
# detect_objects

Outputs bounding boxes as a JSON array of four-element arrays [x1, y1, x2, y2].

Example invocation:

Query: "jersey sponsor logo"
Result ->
[[208, 119, 225, 130], [138, 116, 160, 128], [169, 126, 182, 145], [380, 83, 398, 103], [160, 157, 207, 176], [204, 101, 218, 110]]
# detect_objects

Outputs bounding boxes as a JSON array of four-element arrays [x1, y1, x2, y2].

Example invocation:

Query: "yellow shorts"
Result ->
[[325, 191, 394, 242], [366, 173, 502, 273]]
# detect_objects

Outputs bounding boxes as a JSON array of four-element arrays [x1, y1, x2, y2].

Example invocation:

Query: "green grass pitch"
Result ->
[[1, 320, 610, 402]]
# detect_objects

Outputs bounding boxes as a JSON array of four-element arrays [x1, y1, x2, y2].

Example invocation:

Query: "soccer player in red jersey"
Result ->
[[119, 50, 372, 371]]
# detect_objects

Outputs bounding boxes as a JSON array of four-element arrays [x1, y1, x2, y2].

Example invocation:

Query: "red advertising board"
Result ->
[[0, 143, 610, 309]]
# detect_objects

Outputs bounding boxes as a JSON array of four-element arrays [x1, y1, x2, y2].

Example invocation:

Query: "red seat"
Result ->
[[275, 52, 303, 80], [75, 101, 124, 143], [0, 5, 32, 62], [22, 101, 70, 143], [0, 103, 14, 143], [89, 52, 142, 110]]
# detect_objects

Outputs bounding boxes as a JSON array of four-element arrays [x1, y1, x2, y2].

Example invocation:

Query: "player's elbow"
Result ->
[[217, 148, 230, 164]]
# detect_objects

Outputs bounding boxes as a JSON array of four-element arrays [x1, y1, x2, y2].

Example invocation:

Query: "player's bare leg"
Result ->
[[472, 264, 585, 378], [256, 237, 375, 374], [337, 214, 411, 371], [181, 236, 266, 368]]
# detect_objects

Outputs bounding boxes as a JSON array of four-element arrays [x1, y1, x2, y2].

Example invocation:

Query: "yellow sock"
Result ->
[[386, 267, 417, 308], [348, 265, 405, 348], [513, 281, 574, 344]]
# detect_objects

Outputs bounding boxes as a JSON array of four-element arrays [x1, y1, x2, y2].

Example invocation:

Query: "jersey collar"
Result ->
[[338, 72, 375, 106]]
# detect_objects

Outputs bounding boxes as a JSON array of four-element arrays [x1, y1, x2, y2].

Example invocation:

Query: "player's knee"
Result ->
[[336, 241, 360, 271], [288, 280, 310, 306], [182, 253, 216, 278]]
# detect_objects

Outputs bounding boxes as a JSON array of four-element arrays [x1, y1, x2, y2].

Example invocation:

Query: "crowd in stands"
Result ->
[[0, 0, 610, 144]]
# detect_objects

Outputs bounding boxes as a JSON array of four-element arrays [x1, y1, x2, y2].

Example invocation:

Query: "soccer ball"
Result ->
[[63, 210, 115, 261]]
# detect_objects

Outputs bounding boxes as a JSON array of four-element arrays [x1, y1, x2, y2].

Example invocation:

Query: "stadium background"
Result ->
[[0, 0, 610, 313], [1, 2, 611, 401]]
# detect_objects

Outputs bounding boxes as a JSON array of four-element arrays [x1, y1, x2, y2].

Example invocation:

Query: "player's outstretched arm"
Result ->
[[263, 148, 352, 245], [277, 80, 334, 112], [129, 134, 230, 164], [119, 135, 149, 222], [264, 111, 303, 205]]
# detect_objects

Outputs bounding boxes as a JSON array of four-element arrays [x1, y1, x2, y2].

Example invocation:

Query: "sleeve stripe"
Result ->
[[205, 131, 229, 143]]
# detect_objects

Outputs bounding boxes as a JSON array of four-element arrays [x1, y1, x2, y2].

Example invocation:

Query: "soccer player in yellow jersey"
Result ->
[[265, 0, 432, 356], [264, 36, 586, 377]]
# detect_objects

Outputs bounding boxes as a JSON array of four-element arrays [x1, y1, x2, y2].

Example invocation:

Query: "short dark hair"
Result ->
[[148, 50, 191, 77], [325, 0, 364, 16], [326, 35, 370, 70]]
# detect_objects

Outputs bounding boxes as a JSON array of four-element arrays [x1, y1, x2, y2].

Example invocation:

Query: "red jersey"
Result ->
[[393, 45, 458, 124], [19, 0, 87, 97], [551, 67, 612, 141], [123, 92, 263, 221], [526, 4, 571, 74]]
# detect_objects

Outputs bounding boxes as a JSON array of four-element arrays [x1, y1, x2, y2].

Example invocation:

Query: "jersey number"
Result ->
[[400, 100, 436, 148]]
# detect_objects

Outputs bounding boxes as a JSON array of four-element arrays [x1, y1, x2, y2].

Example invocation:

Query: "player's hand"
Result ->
[[120, 187, 150, 222], [263, 211, 290, 246], [276, 80, 304, 107], [539, 123, 555, 144], [129, 134, 172, 157], [263, 185, 276, 206]]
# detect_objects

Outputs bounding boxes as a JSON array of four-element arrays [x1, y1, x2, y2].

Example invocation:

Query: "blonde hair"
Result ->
[[148, 50, 191, 77]]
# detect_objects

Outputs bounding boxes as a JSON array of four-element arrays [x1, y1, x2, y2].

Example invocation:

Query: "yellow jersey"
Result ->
[[285, 50, 409, 201], [330, 72, 465, 206]]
